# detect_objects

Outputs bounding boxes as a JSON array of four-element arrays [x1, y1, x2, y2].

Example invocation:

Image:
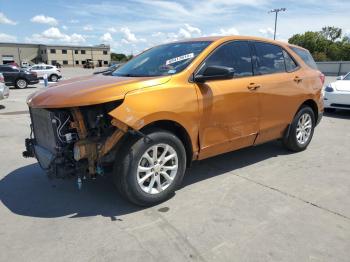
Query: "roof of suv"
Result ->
[[173, 35, 305, 50]]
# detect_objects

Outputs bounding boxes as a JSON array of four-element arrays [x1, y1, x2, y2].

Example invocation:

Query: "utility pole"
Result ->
[[269, 8, 286, 40]]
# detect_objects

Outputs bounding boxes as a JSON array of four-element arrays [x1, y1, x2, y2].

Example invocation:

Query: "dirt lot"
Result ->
[[0, 69, 349, 262]]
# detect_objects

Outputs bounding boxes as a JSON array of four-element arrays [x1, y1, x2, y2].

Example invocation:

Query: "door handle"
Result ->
[[294, 76, 303, 83], [247, 83, 261, 91]]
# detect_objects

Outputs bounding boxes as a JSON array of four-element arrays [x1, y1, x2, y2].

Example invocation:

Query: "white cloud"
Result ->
[[0, 33, 17, 42], [31, 15, 58, 26], [108, 27, 118, 33], [120, 27, 146, 43], [184, 24, 201, 35], [83, 25, 93, 31], [259, 27, 275, 37], [160, 24, 202, 43], [0, 12, 17, 25], [62, 25, 68, 30], [69, 19, 79, 24], [26, 27, 85, 44], [217, 27, 240, 36], [100, 32, 113, 42]]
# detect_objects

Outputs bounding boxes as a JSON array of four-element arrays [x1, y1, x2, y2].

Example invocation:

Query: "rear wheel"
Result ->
[[113, 130, 186, 206], [15, 78, 27, 89], [283, 106, 315, 152]]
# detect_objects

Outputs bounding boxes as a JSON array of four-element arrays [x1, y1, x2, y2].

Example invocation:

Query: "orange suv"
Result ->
[[23, 36, 324, 206]]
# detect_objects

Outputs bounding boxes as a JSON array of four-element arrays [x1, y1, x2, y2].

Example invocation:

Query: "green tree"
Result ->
[[111, 53, 127, 61], [321, 26, 342, 42], [288, 26, 349, 61]]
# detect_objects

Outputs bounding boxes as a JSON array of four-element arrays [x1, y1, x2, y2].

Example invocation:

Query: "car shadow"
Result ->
[[324, 109, 350, 120], [0, 141, 289, 219]]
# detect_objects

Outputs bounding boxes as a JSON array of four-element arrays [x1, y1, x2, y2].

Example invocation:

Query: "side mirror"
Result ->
[[336, 75, 344, 80], [194, 66, 234, 83]]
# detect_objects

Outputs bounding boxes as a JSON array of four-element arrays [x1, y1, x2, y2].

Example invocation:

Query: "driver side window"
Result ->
[[199, 41, 253, 77]]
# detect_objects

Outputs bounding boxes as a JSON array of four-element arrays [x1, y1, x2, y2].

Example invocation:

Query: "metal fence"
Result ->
[[316, 61, 350, 76]]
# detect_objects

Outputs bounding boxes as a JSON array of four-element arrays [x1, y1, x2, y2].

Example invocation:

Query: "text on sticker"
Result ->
[[166, 53, 194, 65]]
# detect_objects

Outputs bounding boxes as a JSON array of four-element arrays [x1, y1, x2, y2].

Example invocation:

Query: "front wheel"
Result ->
[[113, 130, 186, 206], [49, 74, 58, 82], [15, 79, 27, 89], [283, 106, 315, 152]]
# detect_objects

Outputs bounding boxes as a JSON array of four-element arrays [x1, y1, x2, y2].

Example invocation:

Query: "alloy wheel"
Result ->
[[17, 79, 27, 89], [296, 113, 312, 145], [137, 143, 178, 194]]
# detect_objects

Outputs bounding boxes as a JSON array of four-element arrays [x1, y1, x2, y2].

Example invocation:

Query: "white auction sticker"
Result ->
[[166, 53, 194, 65]]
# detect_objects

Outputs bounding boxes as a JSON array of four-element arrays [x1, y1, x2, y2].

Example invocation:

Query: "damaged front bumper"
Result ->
[[23, 105, 128, 179]]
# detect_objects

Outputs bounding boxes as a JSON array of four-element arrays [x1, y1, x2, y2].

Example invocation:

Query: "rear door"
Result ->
[[0, 66, 19, 85], [196, 41, 260, 159], [250, 41, 302, 144]]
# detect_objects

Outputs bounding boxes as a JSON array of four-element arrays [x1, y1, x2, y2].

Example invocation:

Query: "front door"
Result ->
[[195, 41, 260, 159]]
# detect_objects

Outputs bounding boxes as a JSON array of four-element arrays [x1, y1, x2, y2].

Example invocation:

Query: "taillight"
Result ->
[[32, 72, 37, 76], [0, 75, 4, 83], [319, 72, 325, 85]]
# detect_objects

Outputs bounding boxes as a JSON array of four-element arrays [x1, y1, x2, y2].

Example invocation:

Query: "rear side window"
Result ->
[[290, 46, 318, 70], [0, 66, 17, 72], [200, 41, 253, 77], [253, 42, 285, 75], [283, 50, 298, 72]]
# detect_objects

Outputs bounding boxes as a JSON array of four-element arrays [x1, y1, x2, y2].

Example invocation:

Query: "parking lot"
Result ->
[[0, 69, 349, 262]]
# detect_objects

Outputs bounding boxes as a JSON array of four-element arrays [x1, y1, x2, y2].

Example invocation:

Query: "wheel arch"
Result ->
[[298, 99, 319, 123], [140, 120, 194, 167]]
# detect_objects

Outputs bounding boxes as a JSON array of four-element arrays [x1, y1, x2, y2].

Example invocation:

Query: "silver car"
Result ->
[[0, 73, 10, 100]]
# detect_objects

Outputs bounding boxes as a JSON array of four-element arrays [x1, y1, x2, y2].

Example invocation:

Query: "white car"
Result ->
[[324, 72, 350, 112], [0, 73, 10, 100], [29, 64, 62, 82]]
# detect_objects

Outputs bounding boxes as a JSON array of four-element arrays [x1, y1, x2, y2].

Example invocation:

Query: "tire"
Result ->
[[15, 78, 27, 89], [283, 106, 315, 152], [49, 74, 58, 82], [113, 130, 186, 206]]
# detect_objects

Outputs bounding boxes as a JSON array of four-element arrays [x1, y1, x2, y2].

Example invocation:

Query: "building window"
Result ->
[[81, 50, 86, 54], [62, 49, 67, 54], [63, 60, 68, 65], [75, 61, 79, 65], [45, 50, 47, 54], [50, 49, 56, 54], [41, 50, 44, 54], [104, 60, 108, 65], [82, 60, 86, 65], [51, 60, 57, 65], [103, 50, 108, 55], [75, 50, 78, 54]]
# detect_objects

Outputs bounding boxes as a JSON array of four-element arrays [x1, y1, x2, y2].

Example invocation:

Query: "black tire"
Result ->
[[113, 130, 186, 206], [15, 78, 27, 89], [283, 106, 315, 152], [49, 74, 58, 82]]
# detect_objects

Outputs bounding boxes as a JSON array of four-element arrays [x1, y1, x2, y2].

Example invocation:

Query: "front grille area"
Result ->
[[30, 108, 59, 153]]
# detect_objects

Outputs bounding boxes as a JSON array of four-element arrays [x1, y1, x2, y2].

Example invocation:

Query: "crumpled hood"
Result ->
[[27, 74, 171, 108], [332, 80, 350, 92]]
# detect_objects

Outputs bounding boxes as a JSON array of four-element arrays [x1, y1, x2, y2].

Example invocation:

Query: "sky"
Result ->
[[0, 0, 349, 54]]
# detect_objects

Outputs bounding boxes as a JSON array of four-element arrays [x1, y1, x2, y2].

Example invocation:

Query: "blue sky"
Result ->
[[1, 0, 349, 54]]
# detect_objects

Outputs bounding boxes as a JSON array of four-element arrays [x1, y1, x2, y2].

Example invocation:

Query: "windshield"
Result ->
[[344, 73, 350, 80], [113, 41, 212, 77]]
